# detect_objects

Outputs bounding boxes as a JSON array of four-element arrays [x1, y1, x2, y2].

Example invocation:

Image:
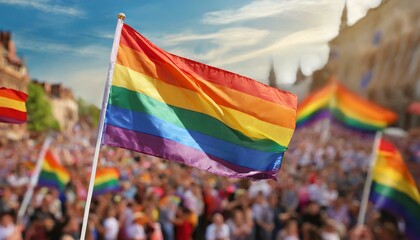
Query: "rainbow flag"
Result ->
[[296, 83, 334, 127], [38, 150, 70, 191], [93, 168, 120, 196], [369, 139, 420, 240], [0, 87, 28, 124], [297, 80, 397, 131], [103, 24, 297, 180]]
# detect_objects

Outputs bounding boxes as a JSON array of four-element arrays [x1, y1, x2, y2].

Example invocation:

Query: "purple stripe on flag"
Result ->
[[93, 186, 121, 197], [297, 109, 331, 128], [0, 116, 24, 124], [38, 179, 59, 189], [103, 124, 277, 180]]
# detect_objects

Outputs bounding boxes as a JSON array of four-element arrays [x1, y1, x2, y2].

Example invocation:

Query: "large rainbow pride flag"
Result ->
[[93, 168, 120, 196], [297, 80, 397, 131], [0, 87, 28, 124], [103, 24, 297, 180], [369, 139, 420, 240], [38, 150, 70, 191]]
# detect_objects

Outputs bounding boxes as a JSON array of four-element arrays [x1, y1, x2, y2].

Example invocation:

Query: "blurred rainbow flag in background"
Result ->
[[369, 139, 420, 240], [102, 24, 297, 180], [37, 150, 70, 191], [297, 79, 397, 131], [0, 87, 28, 124], [93, 168, 120, 196]]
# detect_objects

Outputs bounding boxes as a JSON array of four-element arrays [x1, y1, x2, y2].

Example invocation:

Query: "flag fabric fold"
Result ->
[[297, 79, 397, 131], [37, 150, 70, 191], [369, 139, 420, 240], [102, 24, 297, 180], [0, 87, 28, 124]]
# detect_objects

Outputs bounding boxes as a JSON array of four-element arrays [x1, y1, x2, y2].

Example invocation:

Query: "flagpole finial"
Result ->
[[118, 13, 126, 20]]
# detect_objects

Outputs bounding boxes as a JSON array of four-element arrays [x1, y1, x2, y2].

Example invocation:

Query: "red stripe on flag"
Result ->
[[0, 87, 28, 102], [119, 24, 297, 109], [0, 107, 27, 123]]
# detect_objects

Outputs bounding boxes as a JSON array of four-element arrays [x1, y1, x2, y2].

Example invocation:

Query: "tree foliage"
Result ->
[[26, 83, 60, 133], [77, 98, 100, 127]]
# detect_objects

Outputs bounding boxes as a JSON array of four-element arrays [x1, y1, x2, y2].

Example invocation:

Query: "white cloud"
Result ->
[[162, 28, 269, 46], [158, 0, 382, 85], [89, 31, 115, 40], [0, 0, 84, 17], [15, 37, 108, 57], [161, 27, 269, 62], [202, 0, 302, 25], [346, 0, 382, 25], [160, 0, 345, 84]]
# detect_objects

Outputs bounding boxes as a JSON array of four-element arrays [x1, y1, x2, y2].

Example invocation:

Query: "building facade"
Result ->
[[312, 0, 420, 128], [0, 31, 30, 140], [33, 81, 79, 133]]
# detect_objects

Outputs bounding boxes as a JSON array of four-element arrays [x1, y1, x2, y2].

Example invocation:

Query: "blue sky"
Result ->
[[0, 0, 381, 105]]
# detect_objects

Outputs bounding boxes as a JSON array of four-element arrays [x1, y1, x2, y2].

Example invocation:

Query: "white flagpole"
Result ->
[[16, 135, 52, 224], [79, 13, 125, 240], [357, 131, 382, 226]]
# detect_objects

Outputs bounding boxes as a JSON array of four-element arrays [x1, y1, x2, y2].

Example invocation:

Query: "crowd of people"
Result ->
[[0, 120, 419, 240]]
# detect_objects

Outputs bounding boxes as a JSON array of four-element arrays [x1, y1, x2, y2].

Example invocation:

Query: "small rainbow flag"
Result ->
[[0, 87, 28, 124], [38, 150, 70, 191], [103, 24, 297, 180], [296, 83, 334, 127], [297, 80, 397, 131], [93, 168, 120, 196], [370, 139, 420, 240]]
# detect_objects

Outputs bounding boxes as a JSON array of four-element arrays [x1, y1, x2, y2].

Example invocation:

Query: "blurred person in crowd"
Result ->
[[347, 201, 360, 229], [203, 179, 222, 223], [301, 223, 322, 240], [320, 219, 341, 240], [31, 191, 59, 221], [348, 225, 373, 240], [205, 213, 229, 240], [252, 191, 274, 240], [226, 209, 252, 240], [60, 235, 75, 240], [0, 187, 19, 214], [301, 201, 323, 229], [159, 185, 177, 240], [372, 220, 402, 240], [225, 189, 254, 239], [0, 211, 18, 240], [321, 183, 338, 207], [127, 212, 147, 240], [102, 207, 119, 240], [248, 180, 271, 199], [268, 193, 285, 240], [326, 194, 350, 233], [6, 164, 29, 188], [276, 218, 299, 240], [144, 204, 163, 240], [86, 214, 99, 240], [173, 206, 194, 240], [60, 215, 80, 239], [25, 214, 56, 240]]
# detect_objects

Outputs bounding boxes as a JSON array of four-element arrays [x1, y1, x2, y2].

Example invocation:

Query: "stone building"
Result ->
[[33, 81, 79, 133], [312, 0, 420, 128], [0, 31, 30, 140]]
